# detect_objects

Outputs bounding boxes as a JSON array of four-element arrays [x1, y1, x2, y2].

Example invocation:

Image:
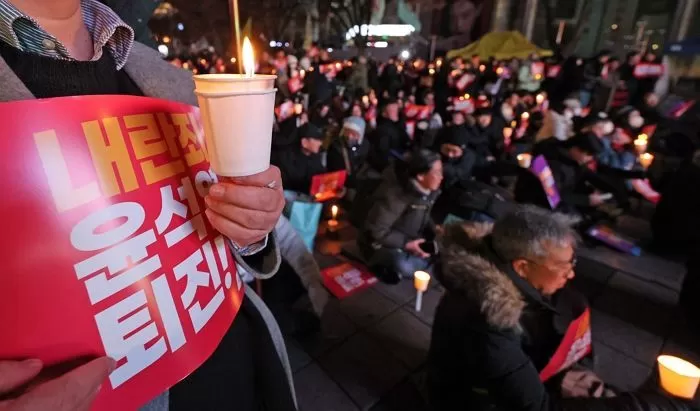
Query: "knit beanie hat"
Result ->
[[298, 123, 324, 141], [343, 116, 366, 137]]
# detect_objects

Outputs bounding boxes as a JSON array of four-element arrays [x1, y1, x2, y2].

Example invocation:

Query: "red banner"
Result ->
[[0, 96, 245, 410], [404, 103, 433, 121], [539, 309, 592, 382], [547, 65, 561, 78], [321, 263, 378, 299]]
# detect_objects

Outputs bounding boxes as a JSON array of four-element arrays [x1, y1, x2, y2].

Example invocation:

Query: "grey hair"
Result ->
[[491, 205, 580, 261]]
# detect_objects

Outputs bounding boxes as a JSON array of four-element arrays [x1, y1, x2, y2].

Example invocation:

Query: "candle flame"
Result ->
[[658, 355, 700, 378], [243, 37, 255, 77], [521, 112, 530, 120], [331, 205, 338, 219]]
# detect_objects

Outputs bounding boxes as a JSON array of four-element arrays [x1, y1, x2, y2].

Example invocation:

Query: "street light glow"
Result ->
[[400, 49, 410, 59]]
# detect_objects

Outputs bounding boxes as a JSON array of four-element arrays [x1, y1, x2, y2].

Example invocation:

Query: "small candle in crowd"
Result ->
[[639, 153, 654, 169]]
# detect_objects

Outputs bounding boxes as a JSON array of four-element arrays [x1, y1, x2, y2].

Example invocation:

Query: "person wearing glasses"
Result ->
[[358, 149, 443, 284], [427, 206, 696, 411]]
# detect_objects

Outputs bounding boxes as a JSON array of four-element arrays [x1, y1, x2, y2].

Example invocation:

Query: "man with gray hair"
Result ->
[[428, 205, 695, 411]]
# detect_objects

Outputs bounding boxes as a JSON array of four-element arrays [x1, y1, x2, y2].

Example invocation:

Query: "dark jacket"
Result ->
[[428, 223, 695, 411], [326, 135, 370, 186], [272, 147, 326, 194], [441, 151, 477, 190], [367, 117, 410, 173], [359, 167, 439, 255], [582, 58, 604, 91], [517, 139, 614, 211]]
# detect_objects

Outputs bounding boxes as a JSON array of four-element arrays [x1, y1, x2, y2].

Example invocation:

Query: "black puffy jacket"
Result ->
[[427, 223, 697, 411]]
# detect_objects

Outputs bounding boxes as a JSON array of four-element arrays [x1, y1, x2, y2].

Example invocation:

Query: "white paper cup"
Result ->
[[657, 355, 700, 399], [194, 74, 277, 177]]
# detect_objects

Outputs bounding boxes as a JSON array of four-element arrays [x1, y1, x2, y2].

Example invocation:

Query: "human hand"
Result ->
[[0, 357, 115, 411], [205, 166, 285, 248], [561, 369, 605, 398], [405, 239, 430, 259]]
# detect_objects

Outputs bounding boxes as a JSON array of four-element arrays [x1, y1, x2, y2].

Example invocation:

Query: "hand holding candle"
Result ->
[[517, 153, 533, 168], [639, 153, 654, 169], [193, 37, 278, 177], [414, 271, 431, 312]]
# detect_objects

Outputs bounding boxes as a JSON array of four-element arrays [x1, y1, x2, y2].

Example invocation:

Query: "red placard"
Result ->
[[321, 262, 378, 299], [275, 100, 295, 122], [451, 97, 475, 114], [547, 65, 561, 78], [310, 170, 347, 200], [0, 96, 245, 410], [404, 103, 433, 121], [455, 73, 476, 91], [539, 309, 592, 381]]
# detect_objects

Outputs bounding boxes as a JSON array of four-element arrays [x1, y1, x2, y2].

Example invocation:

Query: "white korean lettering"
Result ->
[[151, 274, 186, 352], [95, 290, 167, 388], [70, 202, 145, 251]]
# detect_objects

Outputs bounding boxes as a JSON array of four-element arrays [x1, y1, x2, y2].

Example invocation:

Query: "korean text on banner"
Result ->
[[0, 95, 245, 411]]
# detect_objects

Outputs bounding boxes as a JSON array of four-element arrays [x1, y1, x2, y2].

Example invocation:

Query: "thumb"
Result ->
[[415, 239, 426, 245], [0, 359, 42, 394], [19, 357, 115, 411]]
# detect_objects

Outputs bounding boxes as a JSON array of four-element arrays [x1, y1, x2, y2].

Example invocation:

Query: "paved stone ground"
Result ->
[[271, 213, 699, 411]]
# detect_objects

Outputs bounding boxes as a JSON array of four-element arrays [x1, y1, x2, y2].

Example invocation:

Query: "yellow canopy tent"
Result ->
[[447, 31, 553, 60]]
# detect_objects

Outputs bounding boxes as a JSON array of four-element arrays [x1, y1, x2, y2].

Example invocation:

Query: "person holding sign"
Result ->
[[0, 0, 296, 410], [428, 206, 697, 411]]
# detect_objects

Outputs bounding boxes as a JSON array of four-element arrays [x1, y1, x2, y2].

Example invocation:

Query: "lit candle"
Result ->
[[193, 36, 277, 177], [479, 64, 486, 72], [299, 69, 306, 78], [536, 93, 545, 105], [362, 95, 369, 106], [294, 103, 303, 115], [534, 73, 543, 81], [464, 93, 471, 100], [634, 138, 648, 154], [496, 67, 504, 75], [335, 62, 342, 70], [521, 112, 530, 120], [517, 153, 533, 168], [639, 153, 654, 169], [638, 133, 649, 142], [511, 120, 518, 128], [657, 355, 700, 399], [429, 68, 435, 75], [414, 271, 431, 312], [328, 205, 339, 231], [503, 127, 513, 140], [436, 58, 443, 67]]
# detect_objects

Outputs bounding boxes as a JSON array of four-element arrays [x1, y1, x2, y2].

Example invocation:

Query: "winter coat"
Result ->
[[427, 222, 697, 411], [441, 150, 477, 190], [582, 59, 604, 91], [272, 147, 326, 194], [367, 117, 410, 173], [358, 167, 439, 257]]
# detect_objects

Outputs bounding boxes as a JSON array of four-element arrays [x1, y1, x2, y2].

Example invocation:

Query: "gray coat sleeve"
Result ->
[[365, 189, 409, 249]]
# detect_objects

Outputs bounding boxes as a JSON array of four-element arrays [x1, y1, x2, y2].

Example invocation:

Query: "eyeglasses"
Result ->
[[523, 253, 577, 272]]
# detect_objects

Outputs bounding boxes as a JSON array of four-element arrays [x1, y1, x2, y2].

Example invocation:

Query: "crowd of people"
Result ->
[[248, 43, 700, 410], [0, 0, 698, 408]]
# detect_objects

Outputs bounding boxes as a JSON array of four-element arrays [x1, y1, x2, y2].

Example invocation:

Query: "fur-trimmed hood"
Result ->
[[437, 222, 527, 331]]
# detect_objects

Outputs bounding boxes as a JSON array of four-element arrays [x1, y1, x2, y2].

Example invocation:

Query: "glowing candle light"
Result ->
[[639, 153, 654, 169], [414, 271, 431, 311], [517, 153, 532, 168], [657, 355, 700, 399]]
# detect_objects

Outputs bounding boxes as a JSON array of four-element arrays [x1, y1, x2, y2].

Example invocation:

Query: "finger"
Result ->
[[17, 357, 114, 411], [0, 359, 42, 394], [205, 197, 277, 231], [207, 184, 285, 213], [415, 239, 426, 245], [205, 209, 269, 246], [222, 166, 283, 189]]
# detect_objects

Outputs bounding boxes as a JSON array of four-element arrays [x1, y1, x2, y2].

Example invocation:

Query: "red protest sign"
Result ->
[[404, 103, 433, 121], [321, 262, 378, 299], [539, 308, 592, 382], [0, 96, 245, 411], [310, 170, 347, 201]]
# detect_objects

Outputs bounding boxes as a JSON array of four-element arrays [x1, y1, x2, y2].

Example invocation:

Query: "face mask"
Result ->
[[629, 115, 644, 129]]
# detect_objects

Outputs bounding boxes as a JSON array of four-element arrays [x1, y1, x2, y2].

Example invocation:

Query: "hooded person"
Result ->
[[428, 206, 696, 411], [271, 123, 327, 194], [327, 116, 370, 187], [435, 124, 478, 190]]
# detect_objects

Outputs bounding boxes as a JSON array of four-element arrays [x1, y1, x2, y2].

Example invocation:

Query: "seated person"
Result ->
[[436, 125, 477, 190], [467, 107, 498, 164], [517, 133, 620, 214], [327, 116, 369, 187], [429, 206, 695, 411], [536, 98, 580, 142], [358, 149, 443, 282], [271, 123, 326, 194], [367, 99, 411, 173]]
